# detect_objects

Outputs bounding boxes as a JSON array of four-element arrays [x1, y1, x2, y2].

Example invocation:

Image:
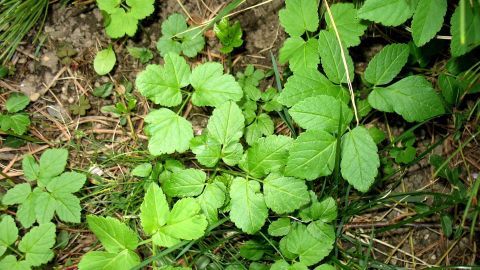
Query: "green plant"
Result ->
[[214, 18, 244, 54], [0, 92, 31, 135], [127, 46, 154, 64]]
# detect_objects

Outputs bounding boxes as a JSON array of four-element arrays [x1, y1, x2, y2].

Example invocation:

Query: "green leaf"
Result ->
[[38, 148, 68, 182], [438, 74, 462, 105], [127, 47, 153, 63], [17, 188, 42, 228], [279, 0, 319, 37], [18, 223, 56, 266], [86, 215, 139, 253], [245, 113, 274, 145], [299, 195, 337, 223], [318, 30, 354, 84], [237, 65, 264, 101], [411, 0, 447, 47], [314, 265, 336, 270], [268, 218, 291, 236], [289, 95, 353, 134], [450, 0, 480, 57], [131, 163, 152, 177], [46, 172, 86, 194], [278, 68, 350, 107], [229, 177, 268, 234], [53, 193, 82, 223], [22, 155, 39, 181], [34, 192, 56, 224], [191, 63, 243, 107], [368, 75, 445, 122], [163, 168, 206, 197], [6, 93, 30, 113], [364, 43, 410, 85], [190, 135, 222, 167], [240, 240, 265, 261], [105, 8, 137, 38], [2, 183, 31, 205], [279, 37, 319, 73], [94, 47, 116, 76], [0, 215, 18, 255], [78, 250, 141, 270], [144, 108, 193, 155], [159, 198, 208, 241], [263, 173, 310, 214], [197, 182, 226, 224], [285, 130, 336, 180], [325, 3, 367, 48], [126, 0, 154, 20], [214, 18, 243, 54], [239, 135, 293, 178], [140, 183, 169, 235], [271, 260, 308, 270], [206, 101, 244, 145], [135, 53, 190, 106], [96, 0, 121, 14], [340, 126, 380, 192], [358, 0, 415, 26], [0, 255, 30, 270], [0, 114, 30, 135]]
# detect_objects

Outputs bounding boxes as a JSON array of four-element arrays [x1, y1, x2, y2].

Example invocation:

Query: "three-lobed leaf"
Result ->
[[279, 0, 319, 37], [279, 37, 319, 73]]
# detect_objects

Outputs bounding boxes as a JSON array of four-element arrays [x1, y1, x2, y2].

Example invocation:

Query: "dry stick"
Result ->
[[323, 0, 359, 126]]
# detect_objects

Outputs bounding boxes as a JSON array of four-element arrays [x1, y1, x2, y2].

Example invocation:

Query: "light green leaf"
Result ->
[[38, 148, 68, 181], [105, 8, 137, 38], [279, 37, 319, 73], [180, 28, 206, 58], [264, 174, 310, 214], [221, 142, 243, 166], [0, 255, 30, 270], [245, 113, 274, 145], [152, 231, 180, 247], [299, 196, 337, 223], [17, 188, 42, 228], [2, 183, 31, 205], [22, 155, 39, 181], [279, 0, 319, 36], [78, 250, 140, 270], [159, 198, 208, 241], [325, 3, 367, 47], [140, 183, 169, 235], [450, 0, 480, 57], [214, 18, 243, 54], [135, 53, 190, 106], [46, 172, 86, 194], [314, 265, 336, 270], [289, 95, 353, 134], [94, 47, 116, 75], [96, 0, 121, 14], [18, 223, 56, 267], [364, 43, 410, 85], [237, 65, 264, 101], [127, 47, 153, 64], [268, 218, 291, 237], [278, 68, 349, 107], [229, 177, 268, 234], [207, 101, 244, 146], [0, 114, 30, 135], [368, 76, 445, 122], [163, 168, 206, 197], [190, 134, 222, 167], [358, 0, 415, 26], [412, 0, 447, 47], [285, 130, 336, 180], [34, 192, 56, 224], [239, 135, 293, 178], [341, 126, 379, 192], [318, 30, 354, 84], [86, 215, 138, 253], [126, 0, 154, 20], [191, 63, 243, 107], [197, 182, 226, 224], [6, 92, 30, 113], [0, 216, 18, 254], [144, 108, 193, 155], [53, 193, 82, 223], [131, 163, 152, 177]]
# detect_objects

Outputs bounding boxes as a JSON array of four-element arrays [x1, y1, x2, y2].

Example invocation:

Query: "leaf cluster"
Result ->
[[0, 92, 31, 135]]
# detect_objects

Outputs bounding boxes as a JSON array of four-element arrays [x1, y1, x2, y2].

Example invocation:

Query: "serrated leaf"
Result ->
[[0, 113, 30, 135], [163, 168, 206, 197], [152, 231, 180, 247], [127, 47, 153, 64], [190, 134, 222, 167], [86, 216, 138, 253], [263, 174, 310, 214], [358, 0, 415, 27], [54, 193, 82, 223], [368, 75, 445, 122], [289, 95, 353, 134], [450, 0, 480, 57], [46, 172, 86, 194], [245, 113, 274, 145], [6, 93, 30, 113], [299, 196, 337, 223], [325, 3, 367, 47], [214, 18, 243, 54], [17, 188, 42, 228], [364, 43, 410, 85], [34, 192, 56, 224], [135, 53, 190, 106], [96, 0, 121, 14], [140, 183, 169, 235], [131, 163, 152, 177], [268, 218, 291, 237], [38, 148, 68, 181], [229, 178, 268, 234], [0, 255, 30, 270], [278, 68, 349, 107], [285, 130, 336, 180], [105, 8, 137, 38], [22, 155, 39, 181], [197, 182, 226, 224], [279, 37, 319, 73], [78, 250, 140, 270], [94, 47, 116, 75], [191, 63, 243, 107], [159, 198, 208, 240], [279, 0, 319, 37], [318, 30, 354, 84], [411, 0, 447, 47], [237, 65, 264, 101], [2, 183, 31, 205], [126, 0, 154, 20], [0, 216, 18, 253], [18, 223, 56, 266], [239, 135, 293, 178], [144, 108, 193, 155], [341, 126, 379, 192], [207, 101, 244, 145]]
